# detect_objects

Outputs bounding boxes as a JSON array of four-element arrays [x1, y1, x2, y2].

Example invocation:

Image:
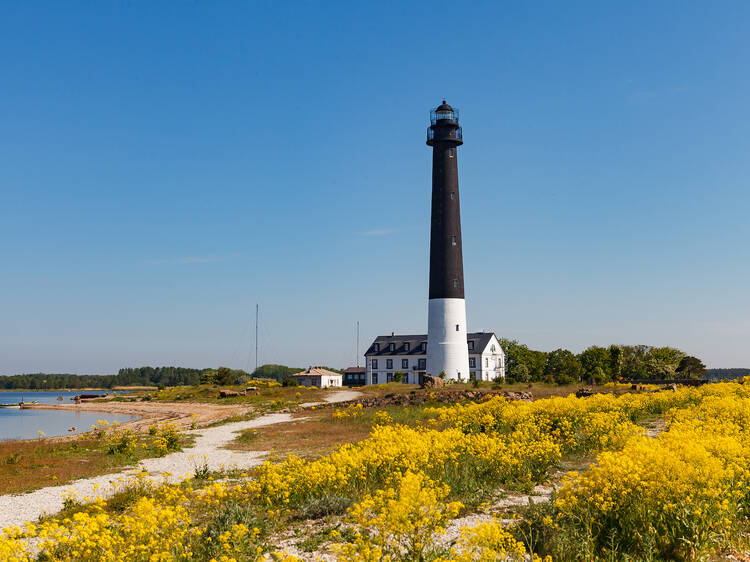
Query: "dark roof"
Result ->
[[364, 332, 497, 356], [344, 367, 366, 374], [436, 100, 453, 112]]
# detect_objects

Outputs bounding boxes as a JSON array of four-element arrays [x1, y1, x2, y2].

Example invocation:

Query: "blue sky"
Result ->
[[2, 2, 748, 374]]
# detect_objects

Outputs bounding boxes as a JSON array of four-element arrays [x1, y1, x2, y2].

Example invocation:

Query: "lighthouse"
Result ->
[[425, 101, 470, 381]]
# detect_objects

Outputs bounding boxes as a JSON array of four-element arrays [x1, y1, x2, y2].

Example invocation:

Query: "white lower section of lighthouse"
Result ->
[[426, 298, 470, 380]]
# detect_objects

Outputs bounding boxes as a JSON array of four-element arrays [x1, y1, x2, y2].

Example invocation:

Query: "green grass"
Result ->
[[145, 384, 329, 407], [0, 432, 193, 496]]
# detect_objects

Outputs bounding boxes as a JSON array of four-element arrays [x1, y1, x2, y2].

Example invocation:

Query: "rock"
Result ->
[[219, 389, 242, 398], [421, 375, 444, 389], [576, 387, 594, 398]]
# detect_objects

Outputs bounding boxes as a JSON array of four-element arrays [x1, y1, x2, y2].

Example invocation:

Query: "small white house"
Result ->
[[289, 367, 342, 389], [364, 332, 505, 385]]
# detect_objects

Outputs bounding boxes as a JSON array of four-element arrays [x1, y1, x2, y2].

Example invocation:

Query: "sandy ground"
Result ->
[[27, 400, 253, 435], [0, 390, 361, 529]]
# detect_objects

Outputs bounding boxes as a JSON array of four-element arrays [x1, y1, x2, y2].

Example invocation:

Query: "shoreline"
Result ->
[[13, 401, 254, 442]]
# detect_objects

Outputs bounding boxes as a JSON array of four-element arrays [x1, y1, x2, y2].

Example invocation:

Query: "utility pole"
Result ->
[[255, 304, 259, 373], [356, 321, 360, 367]]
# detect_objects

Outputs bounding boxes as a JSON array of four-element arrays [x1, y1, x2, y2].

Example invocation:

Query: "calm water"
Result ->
[[0, 391, 137, 441]]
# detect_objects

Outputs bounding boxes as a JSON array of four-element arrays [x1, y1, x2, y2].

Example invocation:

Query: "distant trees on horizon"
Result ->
[[0, 364, 307, 389], [1, 353, 744, 390]]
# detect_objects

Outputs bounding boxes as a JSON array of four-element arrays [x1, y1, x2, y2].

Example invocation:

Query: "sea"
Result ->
[[0, 391, 137, 441]]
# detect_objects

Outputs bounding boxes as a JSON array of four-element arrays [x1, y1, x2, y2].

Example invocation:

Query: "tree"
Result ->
[[251, 364, 304, 382], [498, 339, 548, 382], [579, 346, 611, 383], [676, 356, 706, 379], [216, 367, 235, 386], [544, 349, 582, 385], [511, 363, 530, 383], [393, 371, 404, 383], [649, 347, 685, 379], [609, 345, 622, 380]]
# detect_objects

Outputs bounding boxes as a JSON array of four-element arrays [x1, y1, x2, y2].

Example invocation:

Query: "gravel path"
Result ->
[[0, 390, 361, 529]]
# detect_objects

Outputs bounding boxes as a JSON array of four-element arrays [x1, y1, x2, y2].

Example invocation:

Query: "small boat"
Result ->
[[0, 403, 21, 409]]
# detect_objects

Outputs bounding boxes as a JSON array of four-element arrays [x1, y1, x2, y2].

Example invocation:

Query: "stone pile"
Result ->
[[296, 389, 532, 412]]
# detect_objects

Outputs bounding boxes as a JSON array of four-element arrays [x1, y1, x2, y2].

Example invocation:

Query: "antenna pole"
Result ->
[[255, 304, 259, 373], [356, 321, 360, 367]]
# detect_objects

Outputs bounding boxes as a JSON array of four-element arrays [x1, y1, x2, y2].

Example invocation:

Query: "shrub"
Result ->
[[334, 471, 462, 561]]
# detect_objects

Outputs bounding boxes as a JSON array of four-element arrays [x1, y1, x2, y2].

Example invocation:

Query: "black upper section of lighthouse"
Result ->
[[427, 101, 465, 300]]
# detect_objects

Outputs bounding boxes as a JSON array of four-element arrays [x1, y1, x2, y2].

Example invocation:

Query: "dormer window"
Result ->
[[389, 343, 395, 352], [468, 341, 475, 351], [404, 343, 410, 352], [374, 343, 379, 352], [421, 342, 427, 352]]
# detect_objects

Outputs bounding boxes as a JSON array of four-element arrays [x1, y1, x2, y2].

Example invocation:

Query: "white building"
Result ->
[[289, 367, 342, 389], [364, 332, 505, 385]]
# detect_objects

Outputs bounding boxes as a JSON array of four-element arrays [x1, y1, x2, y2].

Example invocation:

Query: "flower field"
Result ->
[[2, 380, 749, 560]]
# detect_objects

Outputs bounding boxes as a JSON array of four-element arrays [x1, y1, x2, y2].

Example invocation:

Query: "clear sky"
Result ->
[[2, 2, 748, 374]]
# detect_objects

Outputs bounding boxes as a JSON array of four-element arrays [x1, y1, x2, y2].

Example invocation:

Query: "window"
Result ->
[[401, 358, 408, 369], [448, 148, 454, 157], [469, 357, 476, 368], [421, 342, 427, 352], [372, 373, 378, 384], [402, 373, 408, 384], [404, 343, 410, 352], [485, 357, 489, 367], [491, 345, 495, 352], [386, 359, 393, 369], [387, 373, 393, 383], [468, 340, 474, 351], [389, 343, 395, 352], [451, 235, 456, 246], [450, 192, 455, 200], [372, 359, 378, 369], [418, 358, 426, 369], [373, 343, 379, 352], [456, 324, 460, 331], [453, 279, 458, 288]]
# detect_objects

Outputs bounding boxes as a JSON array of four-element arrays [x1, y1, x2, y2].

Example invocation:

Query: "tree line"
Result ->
[[498, 340, 708, 384], [705, 368, 750, 381], [0, 364, 319, 390], [0, 366, 250, 390]]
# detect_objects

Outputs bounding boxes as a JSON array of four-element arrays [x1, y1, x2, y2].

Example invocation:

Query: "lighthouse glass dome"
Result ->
[[430, 106, 460, 125]]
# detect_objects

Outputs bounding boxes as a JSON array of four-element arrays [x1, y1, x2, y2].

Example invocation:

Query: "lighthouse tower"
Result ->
[[426, 101, 470, 381]]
